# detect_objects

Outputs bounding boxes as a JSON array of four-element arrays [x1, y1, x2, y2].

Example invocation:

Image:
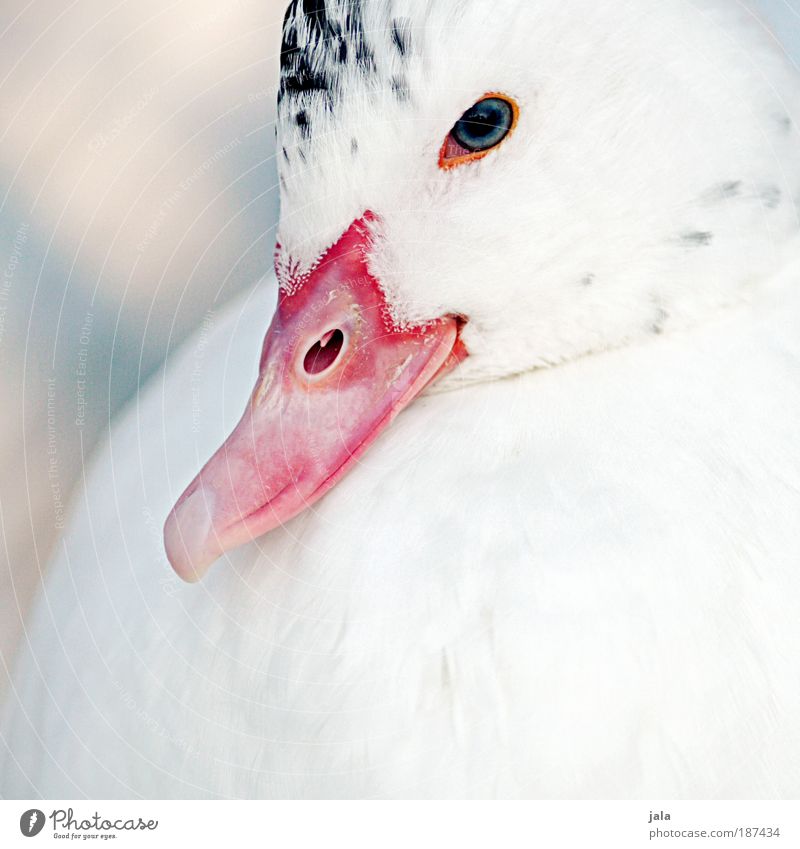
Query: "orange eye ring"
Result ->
[[438, 92, 520, 170]]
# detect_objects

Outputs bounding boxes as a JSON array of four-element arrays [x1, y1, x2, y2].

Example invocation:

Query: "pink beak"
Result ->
[[164, 214, 466, 581]]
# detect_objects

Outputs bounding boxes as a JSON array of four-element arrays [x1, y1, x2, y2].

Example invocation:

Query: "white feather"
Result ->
[[3, 0, 800, 798]]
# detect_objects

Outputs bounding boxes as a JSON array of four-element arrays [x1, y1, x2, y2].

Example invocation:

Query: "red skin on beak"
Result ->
[[164, 214, 466, 581]]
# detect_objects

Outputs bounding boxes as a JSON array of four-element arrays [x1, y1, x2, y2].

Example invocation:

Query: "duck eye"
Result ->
[[439, 94, 519, 169]]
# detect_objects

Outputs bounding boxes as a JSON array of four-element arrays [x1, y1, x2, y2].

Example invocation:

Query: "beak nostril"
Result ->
[[303, 328, 345, 375]]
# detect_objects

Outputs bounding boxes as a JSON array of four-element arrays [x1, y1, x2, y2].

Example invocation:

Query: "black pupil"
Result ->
[[451, 97, 513, 152]]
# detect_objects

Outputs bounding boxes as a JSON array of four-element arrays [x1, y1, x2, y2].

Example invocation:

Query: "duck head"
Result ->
[[165, 0, 800, 579]]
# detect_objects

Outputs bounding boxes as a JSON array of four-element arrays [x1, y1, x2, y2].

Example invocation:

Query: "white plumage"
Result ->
[[3, 0, 800, 798]]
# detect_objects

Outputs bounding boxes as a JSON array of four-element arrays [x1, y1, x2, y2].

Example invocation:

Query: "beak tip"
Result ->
[[163, 489, 218, 582]]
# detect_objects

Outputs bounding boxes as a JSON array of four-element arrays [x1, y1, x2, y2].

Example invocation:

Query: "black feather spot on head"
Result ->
[[327, 17, 342, 39], [337, 38, 348, 63], [302, 0, 328, 32], [281, 54, 331, 98], [281, 0, 300, 54], [344, 3, 365, 37], [356, 39, 376, 72], [295, 109, 311, 137], [580, 274, 595, 287], [282, 27, 298, 55], [391, 76, 410, 102], [282, 146, 290, 162], [350, 137, 358, 156], [391, 18, 412, 57], [679, 230, 713, 247]]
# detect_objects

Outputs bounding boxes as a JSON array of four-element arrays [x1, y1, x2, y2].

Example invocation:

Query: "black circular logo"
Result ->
[[19, 809, 46, 837]]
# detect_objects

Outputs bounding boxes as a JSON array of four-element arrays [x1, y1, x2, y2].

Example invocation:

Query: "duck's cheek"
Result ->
[[163, 214, 467, 581]]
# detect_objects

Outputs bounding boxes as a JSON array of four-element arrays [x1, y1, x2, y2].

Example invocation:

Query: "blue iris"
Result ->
[[452, 97, 514, 152]]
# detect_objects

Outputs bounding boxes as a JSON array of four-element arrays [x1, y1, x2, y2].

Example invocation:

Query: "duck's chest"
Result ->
[[159, 337, 800, 797], [9, 280, 800, 798]]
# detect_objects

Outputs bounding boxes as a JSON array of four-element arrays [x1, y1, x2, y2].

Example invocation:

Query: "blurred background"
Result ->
[[0, 0, 286, 697], [0, 0, 798, 698]]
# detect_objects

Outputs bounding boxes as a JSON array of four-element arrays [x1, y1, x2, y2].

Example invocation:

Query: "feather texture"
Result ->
[[2, 0, 800, 798]]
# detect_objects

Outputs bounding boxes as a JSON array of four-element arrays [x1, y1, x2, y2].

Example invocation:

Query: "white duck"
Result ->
[[3, 0, 800, 799]]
